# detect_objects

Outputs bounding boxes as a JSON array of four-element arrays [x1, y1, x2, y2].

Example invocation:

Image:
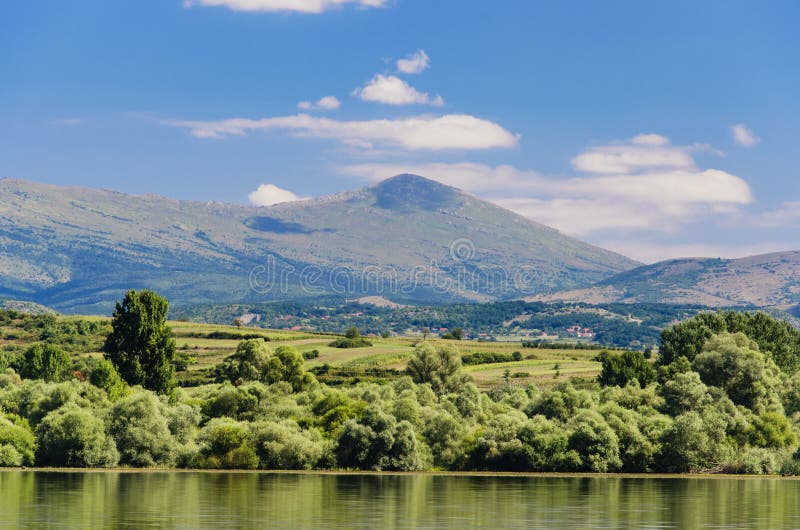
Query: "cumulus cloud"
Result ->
[[248, 184, 304, 206], [340, 134, 753, 236], [165, 113, 518, 151], [396, 50, 430, 74], [570, 134, 697, 174], [343, 162, 542, 193], [755, 201, 800, 227], [297, 95, 341, 110], [354, 75, 443, 106], [183, 0, 387, 14], [731, 124, 760, 147]]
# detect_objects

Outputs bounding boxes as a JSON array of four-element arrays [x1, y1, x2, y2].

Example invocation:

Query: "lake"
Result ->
[[1, 471, 799, 528]]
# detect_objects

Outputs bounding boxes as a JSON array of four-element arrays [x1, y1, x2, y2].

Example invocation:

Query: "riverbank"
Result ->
[[3, 468, 799, 480]]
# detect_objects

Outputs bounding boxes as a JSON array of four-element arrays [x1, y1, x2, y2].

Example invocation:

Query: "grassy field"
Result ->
[[1, 314, 603, 389]]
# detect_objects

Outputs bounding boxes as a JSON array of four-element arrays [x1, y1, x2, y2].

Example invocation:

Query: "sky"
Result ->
[[2, 0, 800, 263]]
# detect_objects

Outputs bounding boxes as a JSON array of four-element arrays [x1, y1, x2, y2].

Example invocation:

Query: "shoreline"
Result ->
[[2, 468, 798, 480]]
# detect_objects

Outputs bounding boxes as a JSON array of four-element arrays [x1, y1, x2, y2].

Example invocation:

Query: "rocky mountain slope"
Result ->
[[0, 175, 637, 313], [533, 252, 800, 308]]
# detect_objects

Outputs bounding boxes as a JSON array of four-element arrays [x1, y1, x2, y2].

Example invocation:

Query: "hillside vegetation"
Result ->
[[2, 297, 800, 475], [172, 298, 711, 350], [536, 252, 800, 308]]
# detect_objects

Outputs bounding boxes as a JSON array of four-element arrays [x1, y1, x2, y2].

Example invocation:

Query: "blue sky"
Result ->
[[2, 0, 799, 262]]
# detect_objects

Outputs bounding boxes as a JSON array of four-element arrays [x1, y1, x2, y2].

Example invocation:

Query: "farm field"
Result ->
[[0, 313, 604, 389]]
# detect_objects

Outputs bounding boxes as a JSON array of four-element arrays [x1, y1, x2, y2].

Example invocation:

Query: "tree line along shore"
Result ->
[[1, 290, 800, 475]]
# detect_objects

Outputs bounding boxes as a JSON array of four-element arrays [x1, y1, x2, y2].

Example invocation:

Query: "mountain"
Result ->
[[0, 175, 638, 313], [533, 251, 800, 308]]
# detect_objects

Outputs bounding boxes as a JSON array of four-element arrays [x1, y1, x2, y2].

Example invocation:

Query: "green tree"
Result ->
[[692, 333, 782, 410], [598, 350, 656, 388], [659, 371, 712, 416], [659, 410, 732, 472], [88, 359, 128, 401], [190, 418, 258, 469], [0, 415, 35, 466], [406, 343, 468, 394], [17, 343, 71, 382], [216, 339, 271, 385], [102, 290, 176, 394], [36, 405, 119, 467], [108, 392, 176, 467], [335, 405, 422, 471], [265, 346, 316, 391], [659, 311, 800, 373]]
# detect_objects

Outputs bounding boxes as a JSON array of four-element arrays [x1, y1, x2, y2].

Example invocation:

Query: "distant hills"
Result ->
[[534, 252, 800, 309], [0, 175, 636, 313], [2, 175, 798, 316]]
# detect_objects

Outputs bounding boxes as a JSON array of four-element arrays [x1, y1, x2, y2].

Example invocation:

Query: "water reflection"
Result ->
[[0, 472, 799, 529]]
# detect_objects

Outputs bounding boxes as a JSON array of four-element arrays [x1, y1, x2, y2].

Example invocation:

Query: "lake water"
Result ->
[[1, 471, 799, 529]]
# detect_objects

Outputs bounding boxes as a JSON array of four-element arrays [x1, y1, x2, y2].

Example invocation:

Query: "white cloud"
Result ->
[[297, 95, 341, 110], [342, 162, 542, 193], [755, 201, 800, 227], [340, 133, 753, 237], [571, 134, 697, 174], [165, 113, 519, 151], [184, 0, 386, 14], [396, 50, 430, 74], [341, 163, 751, 212], [248, 184, 303, 206], [630, 133, 670, 146], [731, 123, 760, 147], [354, 75, 443, 106]]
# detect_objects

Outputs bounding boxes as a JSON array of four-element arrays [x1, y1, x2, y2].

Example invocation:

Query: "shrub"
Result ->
[[250, 420, 326, 469], [692, 333, 782, 411], [17, 344, 71, 382], [36, 405, 119, 467], [0, 415, 35, 466], [191, 418, 258, 469], [88, 359, 127, 401], [461, 352, 514, 365], [328, 337, 372, 348], [598, 350, 655, 388], [659, 410, 732, 472], [407, 343, 468, 395], [109, 392, 176, 467], [216, 339, 271, 384], [335, 406, 423, 471], [567, 410, 622, 472]]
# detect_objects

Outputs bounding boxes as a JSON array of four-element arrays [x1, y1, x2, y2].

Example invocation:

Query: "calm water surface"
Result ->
[[1, 471, 799, 529]]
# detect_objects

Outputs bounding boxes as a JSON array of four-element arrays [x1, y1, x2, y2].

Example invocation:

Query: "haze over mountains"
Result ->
[[1, 174, 797, 315], [0, 175, 635, 313]]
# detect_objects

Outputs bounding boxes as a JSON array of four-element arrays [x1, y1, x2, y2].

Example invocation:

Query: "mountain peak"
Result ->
[[369, 174, 462, 211]]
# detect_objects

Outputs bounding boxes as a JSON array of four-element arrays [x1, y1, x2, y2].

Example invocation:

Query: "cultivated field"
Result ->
[[2, 315, 603, 389]]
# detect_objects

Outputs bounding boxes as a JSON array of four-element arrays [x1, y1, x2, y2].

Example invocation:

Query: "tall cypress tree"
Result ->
[[103, 289, 176, 394]]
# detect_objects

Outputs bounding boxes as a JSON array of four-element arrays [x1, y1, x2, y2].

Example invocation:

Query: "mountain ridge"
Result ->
[[532, 251, 800, 308], [0, 174, 637, 313]]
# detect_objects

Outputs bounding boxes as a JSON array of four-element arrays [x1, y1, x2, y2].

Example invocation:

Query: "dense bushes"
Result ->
[[17, 344, 71, 382], [461, 351, 522, 365], [36, 405, 119, 467], [598, 350, 655, 388], [216, 340, 316, 391], [1, 310, 800, 474], [659, 310, 800, 373], [328, 327, 372, 348]]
